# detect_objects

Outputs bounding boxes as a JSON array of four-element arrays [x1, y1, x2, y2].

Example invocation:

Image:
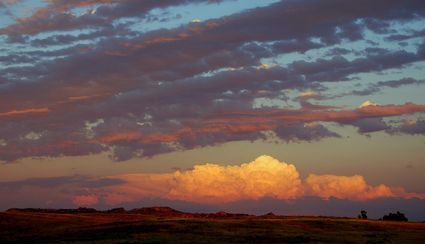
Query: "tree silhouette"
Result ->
[[382, 211, 408, 221], [358, 210, 367, 219]]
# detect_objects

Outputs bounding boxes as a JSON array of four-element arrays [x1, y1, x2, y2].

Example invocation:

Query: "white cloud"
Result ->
[[359, 100, 378, 108], [24, 132, 42, 140]]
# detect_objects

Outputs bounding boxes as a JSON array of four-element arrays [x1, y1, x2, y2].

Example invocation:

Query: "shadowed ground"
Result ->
[[0, 207, 424, 243]]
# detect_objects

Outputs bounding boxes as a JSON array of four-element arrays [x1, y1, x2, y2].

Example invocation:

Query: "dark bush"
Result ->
[[358, 210, 367, 219], [382, 211, 408, 221]]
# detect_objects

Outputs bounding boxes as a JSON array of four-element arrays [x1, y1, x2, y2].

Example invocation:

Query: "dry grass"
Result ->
[[0, 211, 424, 243]]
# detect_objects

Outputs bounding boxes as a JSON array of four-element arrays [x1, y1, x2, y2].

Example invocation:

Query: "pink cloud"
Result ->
[[305, 174, 394, 200], [72, 194, 99, 206]]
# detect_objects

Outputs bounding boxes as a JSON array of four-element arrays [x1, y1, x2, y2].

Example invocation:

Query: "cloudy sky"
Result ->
[[1, 0, 425, 219]]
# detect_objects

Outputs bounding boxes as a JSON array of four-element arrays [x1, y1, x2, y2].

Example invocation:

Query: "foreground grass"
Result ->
[[0, 211, 424, 243]]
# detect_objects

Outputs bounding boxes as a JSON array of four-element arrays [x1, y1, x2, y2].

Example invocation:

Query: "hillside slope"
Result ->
[[1, 208, 424, 243]]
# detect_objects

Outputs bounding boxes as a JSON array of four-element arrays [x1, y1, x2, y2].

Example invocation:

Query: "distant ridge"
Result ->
[[5, 206, 250, 218], [129, 206, 184, 216], [262, 212, 277, 218]]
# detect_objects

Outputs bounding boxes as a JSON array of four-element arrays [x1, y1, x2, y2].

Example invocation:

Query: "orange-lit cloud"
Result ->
[[91, 103, 425, 148], [168, 155, 302, 202], [98, 132, 143, 144], [299, 91, 319, 98], [96, 125, 273, 145], [98, 155, 302, 205], [0, 108, 50, 118], [305, 174, 394, 201], [76, 155, 424, 206], [66, 94, 108, 102], [211, 103, 425, 124]]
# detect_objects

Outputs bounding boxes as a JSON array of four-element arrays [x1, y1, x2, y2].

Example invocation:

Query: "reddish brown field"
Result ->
[[0, 208, 424, 243]]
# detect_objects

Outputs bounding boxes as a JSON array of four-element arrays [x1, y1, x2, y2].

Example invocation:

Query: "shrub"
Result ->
[[358, 210, 367, 219], [382, 211, 408, 221]]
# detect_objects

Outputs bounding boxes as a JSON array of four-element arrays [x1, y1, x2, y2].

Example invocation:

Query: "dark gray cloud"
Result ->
[[0, 175, 125, 189], [274, 123, 341, 142], [350, 118, 390, 134], [0, 0, 424, 162], [0, 0, 229, 37], [30, 25, 136, 47], [385, 28, 425, 42], [332, 78, 425, 98], [388, 120, 425, 135], [0, 1, 20, 11], [290, 50, 421, 82], [377, 78, 425, 88]]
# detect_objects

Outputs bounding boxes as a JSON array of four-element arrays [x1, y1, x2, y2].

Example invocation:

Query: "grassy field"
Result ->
[[0, 209, 424, 243]]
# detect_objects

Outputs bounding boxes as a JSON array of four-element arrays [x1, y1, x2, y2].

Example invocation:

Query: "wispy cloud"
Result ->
[[0, 108, 50, 118]]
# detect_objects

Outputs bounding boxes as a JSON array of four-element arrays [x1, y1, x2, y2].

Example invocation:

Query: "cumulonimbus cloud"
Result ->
[[168, 155, 302, 202], [73, 155, 425, 206]]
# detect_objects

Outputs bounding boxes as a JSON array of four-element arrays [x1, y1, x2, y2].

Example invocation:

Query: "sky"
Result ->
[[0, 0, 425, 220]]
